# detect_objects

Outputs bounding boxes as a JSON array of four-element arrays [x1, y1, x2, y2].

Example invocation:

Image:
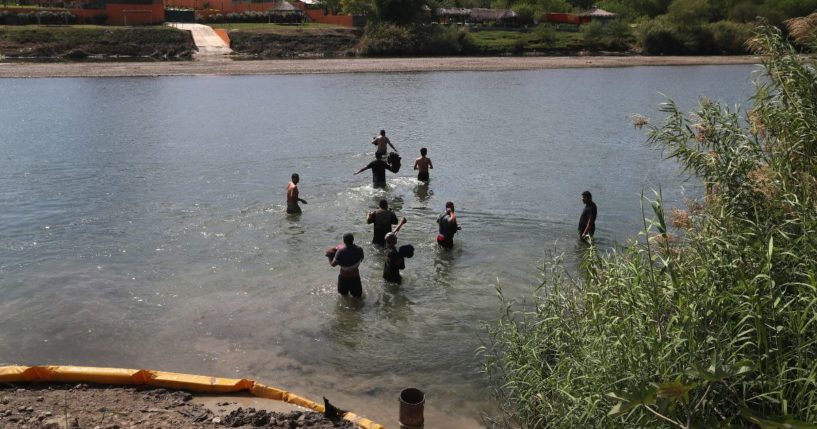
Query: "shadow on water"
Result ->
[[374, 282, 414, 324], [433, 245, 460, 289], [329, 295, 365, 349], [413, 182, 432, 204], [283, 215, 306, 247]]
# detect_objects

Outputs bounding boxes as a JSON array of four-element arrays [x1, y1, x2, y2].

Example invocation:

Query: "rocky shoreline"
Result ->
[[0, 55, 759, 78], [0, 383, 354, 428]]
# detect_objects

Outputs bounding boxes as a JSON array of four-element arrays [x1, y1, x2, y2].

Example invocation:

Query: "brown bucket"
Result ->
[[398, 387, 425, 429]]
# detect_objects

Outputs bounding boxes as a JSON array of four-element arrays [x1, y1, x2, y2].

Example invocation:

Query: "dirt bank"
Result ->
[[0, 27, 196, 60], [0, 55, 758, 78], [0, 383, 354, 428], [228, 27, 363, 58]]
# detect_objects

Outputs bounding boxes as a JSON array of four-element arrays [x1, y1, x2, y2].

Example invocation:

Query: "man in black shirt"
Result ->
[[367, 199, 404, 246], [354, 153, 394, 188], [579, 191, 597, 242], [383, 226, 407, 284], [436, 201, 460, 249]]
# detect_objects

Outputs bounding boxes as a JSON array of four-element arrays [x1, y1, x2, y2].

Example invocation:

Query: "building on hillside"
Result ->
[[468, 8, 516, 25], [165, 0, 299, 14], [436, 7, 470, 24], [290, 0, 365, 26], [105, 0, 164, 25], [579, 6, 616, 24], [23, 0, 163, 24]]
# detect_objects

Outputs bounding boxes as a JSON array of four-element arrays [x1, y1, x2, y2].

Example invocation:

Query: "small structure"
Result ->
[[468, 8, 516, 25], [436, 7, 469, 25], [580, 7, 616, 24]]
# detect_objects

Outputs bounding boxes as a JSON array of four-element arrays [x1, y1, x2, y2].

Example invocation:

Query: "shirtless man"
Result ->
[[286, 173, 307, 214], [371, 130, 397, 157], [413, 147, 433, 182]]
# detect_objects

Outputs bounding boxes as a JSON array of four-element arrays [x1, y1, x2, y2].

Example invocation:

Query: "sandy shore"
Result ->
[[0, 55, 759, 78]]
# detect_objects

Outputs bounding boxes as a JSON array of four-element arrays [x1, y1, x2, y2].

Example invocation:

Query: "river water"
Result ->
[[0, 65, 755, 427]]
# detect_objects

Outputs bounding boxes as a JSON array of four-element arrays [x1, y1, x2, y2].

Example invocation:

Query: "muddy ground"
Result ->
[[228, 28, 362, 58], [0, 384, 355, 429], [0, 27, 196, 59]]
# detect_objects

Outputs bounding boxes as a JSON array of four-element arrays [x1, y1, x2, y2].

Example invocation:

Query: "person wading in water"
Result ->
[[329, 233, 365, 298], [286, 173, 307, 214], [413, 147, 433, 183], [354, 153, 395, 188], [436, 201, 460, 249], [367, 199, 404, 246], [579, 190, 597, 242], [383, 225, 408, 284], [371, 129, 397, 158]]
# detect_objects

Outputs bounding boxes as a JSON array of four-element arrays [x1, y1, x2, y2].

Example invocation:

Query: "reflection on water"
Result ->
[[0, 66, 754, 428], [413, 182, 432, 203]]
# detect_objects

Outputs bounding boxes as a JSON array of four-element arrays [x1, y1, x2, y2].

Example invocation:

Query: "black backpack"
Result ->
[[387, 152, 402, 173], [398, 244, 414, 259]]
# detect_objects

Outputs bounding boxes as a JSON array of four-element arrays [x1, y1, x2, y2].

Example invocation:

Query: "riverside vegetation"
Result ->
[[0, 25, 195, 58], [482, 17, 817, 429], [333, 0, 817, 56], [2, 0, 817, 57]]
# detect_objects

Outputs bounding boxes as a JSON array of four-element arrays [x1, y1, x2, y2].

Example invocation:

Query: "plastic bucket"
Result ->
[[399, 387, 425, 429]]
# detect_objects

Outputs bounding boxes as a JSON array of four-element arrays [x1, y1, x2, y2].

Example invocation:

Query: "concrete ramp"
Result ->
[[169, 23, 232, 57]]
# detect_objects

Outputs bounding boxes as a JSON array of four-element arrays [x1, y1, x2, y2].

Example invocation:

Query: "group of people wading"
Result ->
[[286, 129, 596, 299]]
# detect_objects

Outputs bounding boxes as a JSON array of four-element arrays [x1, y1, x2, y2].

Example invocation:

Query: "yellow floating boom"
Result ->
[[0, 365, 386, 429]]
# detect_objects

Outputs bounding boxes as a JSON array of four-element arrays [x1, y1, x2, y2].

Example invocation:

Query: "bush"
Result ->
[[484, 24, 817, 428], [706, 20, 753, 53], [639, 18, 688, 54], [582, 20, 634, 51], [360, 22, 474, 55], [639, 17, 737, 55], [89, 13, 107, 25], [196, 10, 303, 23], [512, 3, 537, 25]]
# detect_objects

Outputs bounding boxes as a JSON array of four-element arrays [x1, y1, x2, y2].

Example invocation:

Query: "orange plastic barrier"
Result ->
[[0, 365, 386, 429]]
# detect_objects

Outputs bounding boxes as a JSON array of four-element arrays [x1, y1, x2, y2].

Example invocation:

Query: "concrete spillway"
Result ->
[[169, 23, 233, 57]]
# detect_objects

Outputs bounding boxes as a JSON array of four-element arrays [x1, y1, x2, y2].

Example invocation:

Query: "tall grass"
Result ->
[[482, 19, 817, 428], [360, 22, 474, 56]]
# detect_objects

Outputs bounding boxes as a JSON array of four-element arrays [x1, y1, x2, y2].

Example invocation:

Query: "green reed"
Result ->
[[481, 19, 817, 428]]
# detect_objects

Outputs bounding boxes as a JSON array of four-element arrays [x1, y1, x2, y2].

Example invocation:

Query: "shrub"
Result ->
[[360, 22, 473, 55], [639, 18, 688, 54], [512, 3, 537, 25], [0, 10, 17, 25], [582, 19, 634, 51], [707, 20, 752, 53], [89, 13, 107, 25], [533, 23, 557, 45], [483, 23, 817, 428]]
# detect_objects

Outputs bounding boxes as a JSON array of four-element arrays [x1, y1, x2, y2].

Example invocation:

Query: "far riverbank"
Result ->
[[0, 55, 759, 78]]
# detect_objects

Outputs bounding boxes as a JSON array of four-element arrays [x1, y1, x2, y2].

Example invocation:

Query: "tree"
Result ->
[[373, 0, 425, 24], [666, 0, 712, 25], [728, 0, 759, 23], [341, 0, 373, 15]]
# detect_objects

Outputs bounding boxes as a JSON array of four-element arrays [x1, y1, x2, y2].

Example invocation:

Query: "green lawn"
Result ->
[[467, 25, 583, 53], [208, 22, 343, 31], [0, 25, 166, 30]]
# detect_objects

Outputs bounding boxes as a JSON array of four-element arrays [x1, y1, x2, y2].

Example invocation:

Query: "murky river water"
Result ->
[[0, 65, 754, 427]]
